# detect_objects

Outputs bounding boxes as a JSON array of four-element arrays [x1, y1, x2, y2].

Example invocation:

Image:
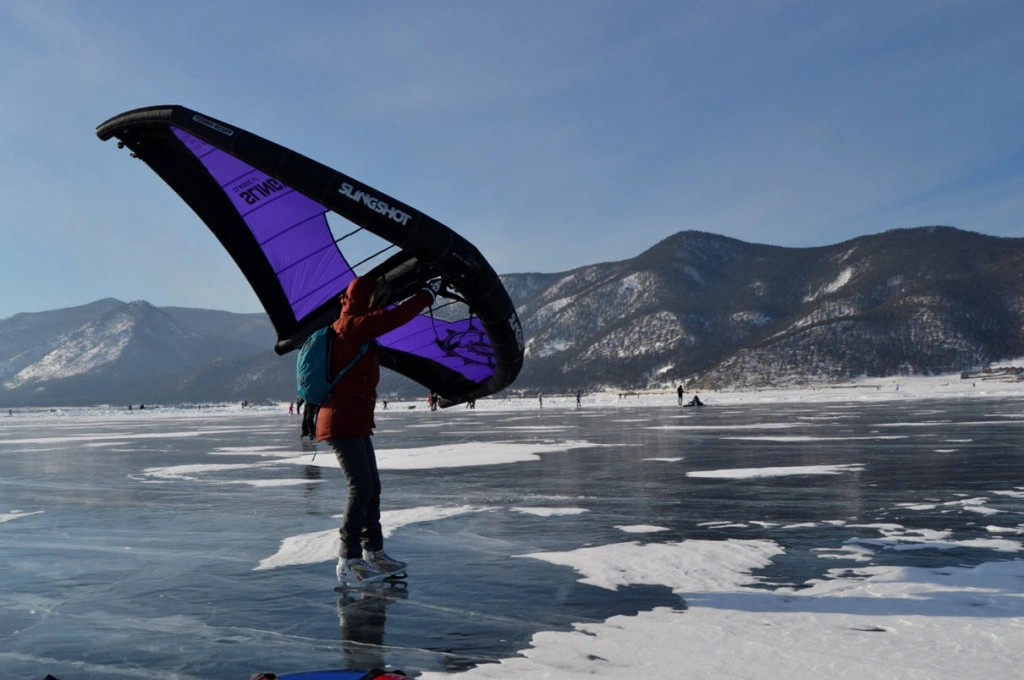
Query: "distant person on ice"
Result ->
[[686, 394, 704, 407], [317, 276, 433, 587], [677, 385, 684, 406]]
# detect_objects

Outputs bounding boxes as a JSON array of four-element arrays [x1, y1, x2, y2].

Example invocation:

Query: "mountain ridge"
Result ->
[[2, 226, 1022, 406]]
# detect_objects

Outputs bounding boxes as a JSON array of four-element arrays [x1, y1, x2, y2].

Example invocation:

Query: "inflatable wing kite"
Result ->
[[97, 106, 523, 407]]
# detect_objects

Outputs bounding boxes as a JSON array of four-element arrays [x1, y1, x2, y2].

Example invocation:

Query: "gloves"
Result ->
[[420, 278, 442, 304]]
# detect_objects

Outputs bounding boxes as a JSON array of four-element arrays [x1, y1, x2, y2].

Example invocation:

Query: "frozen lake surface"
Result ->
[[2, 385, 1023, 679]]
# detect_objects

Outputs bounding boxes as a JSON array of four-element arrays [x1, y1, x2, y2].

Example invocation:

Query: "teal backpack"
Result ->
[[296, 327, 371, 406]]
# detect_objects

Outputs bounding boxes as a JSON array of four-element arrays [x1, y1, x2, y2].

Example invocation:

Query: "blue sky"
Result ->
[[2, 1, 1022, 318]]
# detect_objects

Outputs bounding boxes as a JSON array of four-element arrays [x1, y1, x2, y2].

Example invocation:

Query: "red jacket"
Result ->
[[316, 277, 431, 440]]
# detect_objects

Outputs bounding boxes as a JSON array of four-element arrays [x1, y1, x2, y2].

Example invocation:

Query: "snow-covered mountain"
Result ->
[[0, 300, 273, 406], [504, 226, 1024, 392], [2, 226, 1021, 406]]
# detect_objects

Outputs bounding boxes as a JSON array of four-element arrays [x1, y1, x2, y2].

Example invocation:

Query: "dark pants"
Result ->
[[301, 403, 318, 437], [326, 436, 383, 559]]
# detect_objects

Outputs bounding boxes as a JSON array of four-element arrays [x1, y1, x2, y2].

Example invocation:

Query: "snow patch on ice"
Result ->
[[141, 440, 594, 482], [512, 507, 589, 517], [813, 544, 876, 562], [141, 461, 270, 481], [986, 525, 1021, 534], [688, 464, 864, 479], [239, 478, 324, 488], [254, 505, 487, 570], [725, 435, 906, 442], [519, 539, 783, 592], [0, 510, 43, 523], [424, 547, 1024, 680], [895, 503, 938, 511], [376, 440, 593, 469], [845, 523, 1022, 552], [650, 422, 807, 431], [616, 525, 669, 533]]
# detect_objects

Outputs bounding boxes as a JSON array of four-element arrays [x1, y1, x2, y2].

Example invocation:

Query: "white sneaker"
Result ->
[[337, 557, 389, 586], [364, 549, 407, 576]]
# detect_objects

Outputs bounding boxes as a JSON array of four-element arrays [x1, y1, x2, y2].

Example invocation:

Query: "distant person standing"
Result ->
[[576, 390, 581, 408], [677, 385, 684, 406], [538, 393, 543, 409]]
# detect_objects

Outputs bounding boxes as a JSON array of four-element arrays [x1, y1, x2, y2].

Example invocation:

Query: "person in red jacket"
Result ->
[[317, 275, 434, 586]]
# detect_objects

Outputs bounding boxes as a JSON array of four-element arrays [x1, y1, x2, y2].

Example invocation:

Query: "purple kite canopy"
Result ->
[[172, 128, 354, 324]]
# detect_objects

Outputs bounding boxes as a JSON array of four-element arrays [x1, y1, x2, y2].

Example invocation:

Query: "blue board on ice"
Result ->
[[275, 671, 405, 680], [278, 673, 363, 680]]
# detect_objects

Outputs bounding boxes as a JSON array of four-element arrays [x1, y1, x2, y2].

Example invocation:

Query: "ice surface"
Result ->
[[2, 377, 1024, 679]]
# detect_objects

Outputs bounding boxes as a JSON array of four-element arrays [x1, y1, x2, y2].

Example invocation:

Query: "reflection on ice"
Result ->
[[648, 422, 810, 430]]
